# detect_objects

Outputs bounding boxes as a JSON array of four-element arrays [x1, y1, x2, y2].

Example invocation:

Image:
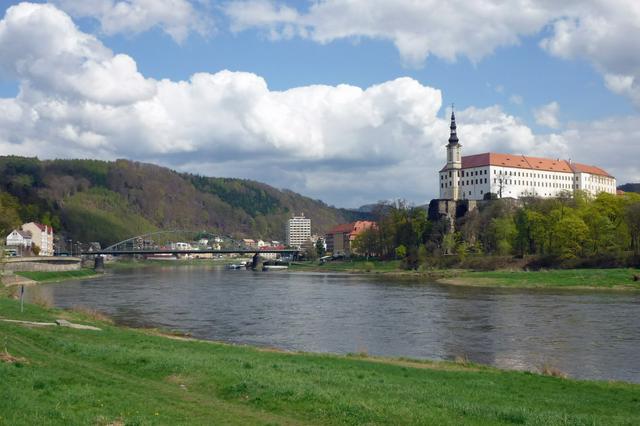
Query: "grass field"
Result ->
[[446, 268, 640, 289], [14, 269, 100, 283], [1, 294, 639, 425]]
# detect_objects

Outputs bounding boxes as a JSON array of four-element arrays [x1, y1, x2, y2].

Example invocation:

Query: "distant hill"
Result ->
[[0, 156, 367, 246], [618, 183, 640, 194]]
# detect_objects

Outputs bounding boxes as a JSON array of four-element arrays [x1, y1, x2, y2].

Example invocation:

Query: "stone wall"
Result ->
[[1, 257, 81, 272]]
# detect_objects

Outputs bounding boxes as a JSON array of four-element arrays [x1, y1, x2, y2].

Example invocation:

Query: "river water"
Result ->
[[30, 265, 640, 383]]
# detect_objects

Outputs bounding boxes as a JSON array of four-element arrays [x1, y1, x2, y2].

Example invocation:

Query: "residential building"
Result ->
[[21, 222, 54, 256], [242, 239, 257, 248], [439, 111, 616, 201], [286, 213, 311, 248], [325, 221, 376, 255], [6, 230, 33, 253], [259, 244, 286, 260]]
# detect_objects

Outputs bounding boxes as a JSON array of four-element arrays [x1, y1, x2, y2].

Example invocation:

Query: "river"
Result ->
[[30, 265, 640, 383]]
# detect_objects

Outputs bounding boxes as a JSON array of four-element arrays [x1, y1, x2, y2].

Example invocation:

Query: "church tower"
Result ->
[[445, 108, 462, 200]]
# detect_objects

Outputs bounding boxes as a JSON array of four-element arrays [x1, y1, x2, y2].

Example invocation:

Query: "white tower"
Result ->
[[444, 108, 462, 200]]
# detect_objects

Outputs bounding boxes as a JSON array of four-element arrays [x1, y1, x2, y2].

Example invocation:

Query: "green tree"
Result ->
[[315, 238, 326, 257], [488, 217, 516, 255]]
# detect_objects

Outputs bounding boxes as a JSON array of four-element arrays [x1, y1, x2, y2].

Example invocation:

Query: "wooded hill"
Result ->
[[0, 156, 365, 246]]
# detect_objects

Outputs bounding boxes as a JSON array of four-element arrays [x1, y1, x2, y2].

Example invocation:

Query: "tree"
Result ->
[[551, 213, 589, 258], [626, 202, 640, 255], [395, 244, 407, 259], [315, 238, 326, 258], [488, 217, 516, 255]]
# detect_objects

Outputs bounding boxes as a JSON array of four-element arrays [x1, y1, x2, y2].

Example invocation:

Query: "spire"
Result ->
[[448, 106, 459, 145]]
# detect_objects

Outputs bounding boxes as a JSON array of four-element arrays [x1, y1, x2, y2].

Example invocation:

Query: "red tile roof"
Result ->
[[441, 152, 612, 177], [326, 221, 377, 236], [569, 162, 614, 178], [326, 223, 356, 234]]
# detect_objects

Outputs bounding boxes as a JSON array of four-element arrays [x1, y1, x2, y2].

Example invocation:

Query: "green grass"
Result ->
[[14, 269, 99, 283], [1, 294, 639, 425], [290, 260, 403, 273], [451, 268, 640, 289]]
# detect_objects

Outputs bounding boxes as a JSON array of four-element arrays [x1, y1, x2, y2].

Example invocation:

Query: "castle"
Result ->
[[439, 110, 616, 201]]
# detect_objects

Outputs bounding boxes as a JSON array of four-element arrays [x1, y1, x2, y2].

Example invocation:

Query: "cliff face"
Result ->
[[0, 156, 364, 246]]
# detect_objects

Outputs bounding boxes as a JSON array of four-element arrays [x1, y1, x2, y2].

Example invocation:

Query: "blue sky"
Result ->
[[0, 1, 638, 207]]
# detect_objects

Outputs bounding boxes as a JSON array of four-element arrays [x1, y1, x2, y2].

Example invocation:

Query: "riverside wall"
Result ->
[[1, 257, 82, 272]]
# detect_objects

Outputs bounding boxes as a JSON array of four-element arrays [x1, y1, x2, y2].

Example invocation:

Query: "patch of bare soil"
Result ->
[[0, 350, 28, 364]]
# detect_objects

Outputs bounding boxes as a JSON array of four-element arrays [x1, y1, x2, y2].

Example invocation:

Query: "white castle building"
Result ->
[[439, 110, 616, 201]]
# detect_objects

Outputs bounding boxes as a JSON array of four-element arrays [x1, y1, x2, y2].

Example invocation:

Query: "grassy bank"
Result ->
[[14, 268, 100, 283], [289, 259, 403, 273], [1, 294, 639, 425], [443, 268, 640, 289]]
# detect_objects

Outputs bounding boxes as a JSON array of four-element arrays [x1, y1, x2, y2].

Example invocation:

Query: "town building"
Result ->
[[325, 221, 376, 256], [286, 213, 311, 248], [439, 110, 616, 201], [6, 229, 33, 254], [20, 222, 54, 256]]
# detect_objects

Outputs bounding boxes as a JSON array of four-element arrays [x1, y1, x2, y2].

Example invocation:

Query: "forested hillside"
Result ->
[[619, 183, 640, 193], [0, 156, 363, 246]]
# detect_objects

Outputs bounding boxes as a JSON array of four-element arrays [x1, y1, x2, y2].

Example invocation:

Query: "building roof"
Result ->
[[23, 222, 54, 233], [9, 230, 32, 239], [326, 221, 377, 236], [441, 152, 613, 177], [326, 223, 356, 234], [569, 162, 614, 178]]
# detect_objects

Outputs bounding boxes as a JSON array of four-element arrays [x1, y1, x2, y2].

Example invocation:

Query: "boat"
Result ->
[[226, 264, 243, 270], [262, 265, 289, 271]]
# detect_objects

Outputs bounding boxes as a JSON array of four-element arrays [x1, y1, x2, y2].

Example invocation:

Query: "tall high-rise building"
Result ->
[[286, 213, 311, 248]]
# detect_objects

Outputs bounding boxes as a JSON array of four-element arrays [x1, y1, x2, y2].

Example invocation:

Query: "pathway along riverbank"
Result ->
[[1, 292, 639, 425]]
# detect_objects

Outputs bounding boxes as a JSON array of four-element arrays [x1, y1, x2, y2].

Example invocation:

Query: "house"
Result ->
[[6, 230, 33, 255], [242, 239, 257, 248], [325, 221, 377, 256], [21, 222, 54, 256]]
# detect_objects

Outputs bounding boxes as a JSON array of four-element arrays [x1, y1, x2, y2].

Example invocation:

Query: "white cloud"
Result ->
[[224, 0, 640, 106], [540, 1, 640, 106], [533, 102, 561, 129], [0, 3, 155, 104], [225, 0, 554, 66], [0, 3, 637, 207], [54, 0, 212, 42]]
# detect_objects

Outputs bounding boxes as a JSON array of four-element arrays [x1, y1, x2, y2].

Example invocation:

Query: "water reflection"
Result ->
[[29, 266, 640, 383]]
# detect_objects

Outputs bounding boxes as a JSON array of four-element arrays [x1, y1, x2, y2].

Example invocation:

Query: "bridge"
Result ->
[[79, 230, 300, 257]]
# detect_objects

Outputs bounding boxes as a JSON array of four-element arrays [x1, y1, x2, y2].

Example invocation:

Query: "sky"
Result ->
[[0, 1, 639, 208]]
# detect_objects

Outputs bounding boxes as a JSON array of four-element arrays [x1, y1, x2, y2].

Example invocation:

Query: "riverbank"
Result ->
[[440, 268, 640, 289], [290, 260, 640, 289], [1, 293, 638, 425], [13, 268, 101, 283]]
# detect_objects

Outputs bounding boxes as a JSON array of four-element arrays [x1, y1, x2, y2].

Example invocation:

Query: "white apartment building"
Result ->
[[439, 112, 616, 201], [286, 213, 311, 248], [21, 222, 54, 256]]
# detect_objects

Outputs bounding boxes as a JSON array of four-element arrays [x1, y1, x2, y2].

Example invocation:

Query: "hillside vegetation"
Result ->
[[0, 156, 362, 246]]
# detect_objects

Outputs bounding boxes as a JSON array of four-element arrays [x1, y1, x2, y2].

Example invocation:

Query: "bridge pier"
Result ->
[[251, 253, 263, 271], [94, 256, 105, 272]]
